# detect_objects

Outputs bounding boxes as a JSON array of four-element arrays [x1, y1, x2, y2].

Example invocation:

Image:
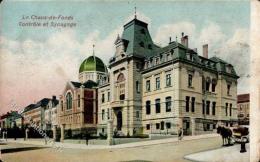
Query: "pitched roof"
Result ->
[[237, 94, 250, 103]]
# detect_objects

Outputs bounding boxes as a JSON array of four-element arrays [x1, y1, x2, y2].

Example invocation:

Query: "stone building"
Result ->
[[44, 96, 59, 132], [237, 93, 249, 125], [58, 55, 108, 140], [22, 98, 50, 129], [97, 17, 239, 136]]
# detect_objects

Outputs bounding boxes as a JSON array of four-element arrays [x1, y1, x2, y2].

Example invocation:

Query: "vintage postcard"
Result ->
[[0, 0, 258, 162]]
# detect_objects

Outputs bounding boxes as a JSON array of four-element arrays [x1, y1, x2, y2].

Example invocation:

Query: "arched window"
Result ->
[[117, 73, 125, 100], [117, 73, 125, 82], [66, 92, 72, 110]]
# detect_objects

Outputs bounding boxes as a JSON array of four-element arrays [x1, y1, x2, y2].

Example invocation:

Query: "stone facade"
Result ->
[[58, 81, 98, 140], [97, 18, 239, 136]]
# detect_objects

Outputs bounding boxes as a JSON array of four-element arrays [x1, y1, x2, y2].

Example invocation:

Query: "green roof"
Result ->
[[79, 56, 107, 73], [121, 18, 158, 57]]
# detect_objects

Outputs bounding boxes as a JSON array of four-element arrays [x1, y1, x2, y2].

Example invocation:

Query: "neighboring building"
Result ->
[[58, 56, 108, 139], [97, 17, 239, 136], [22, 98, 50, 129], [237, 94, 250, 125], [44, 96, 59, 131], [0, 111, 21, 129]]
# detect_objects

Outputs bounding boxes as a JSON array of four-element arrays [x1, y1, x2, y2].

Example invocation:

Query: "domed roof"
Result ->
[[79, 55, 107, 73]]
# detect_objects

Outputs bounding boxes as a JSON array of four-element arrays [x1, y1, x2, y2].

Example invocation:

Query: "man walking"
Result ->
[[178, 127, 183, 140]]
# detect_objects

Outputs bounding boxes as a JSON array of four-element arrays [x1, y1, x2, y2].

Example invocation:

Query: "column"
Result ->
[[191, 117, 195, 136], [107, 119, 113, 145], [53, 126, 57, 142], [60, 124, 64, 142], [25, 129, 28, 140]]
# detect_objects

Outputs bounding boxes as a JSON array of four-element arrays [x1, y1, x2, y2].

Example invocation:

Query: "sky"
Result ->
[[0, 0, 250, 114]]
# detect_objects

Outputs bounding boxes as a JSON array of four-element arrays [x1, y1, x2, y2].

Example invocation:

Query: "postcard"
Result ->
[[0, 0, 258, 162]]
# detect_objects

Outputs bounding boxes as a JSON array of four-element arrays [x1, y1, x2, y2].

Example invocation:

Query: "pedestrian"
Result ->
[[178, 127, 183, 140]]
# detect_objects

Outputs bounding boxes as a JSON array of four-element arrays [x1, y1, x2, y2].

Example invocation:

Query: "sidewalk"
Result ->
[[184, 143, 249, 162], [7, 133, 219, 150]]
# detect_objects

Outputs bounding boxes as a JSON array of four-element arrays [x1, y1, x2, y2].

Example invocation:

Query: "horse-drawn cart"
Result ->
[[232, 126, 249, 143]]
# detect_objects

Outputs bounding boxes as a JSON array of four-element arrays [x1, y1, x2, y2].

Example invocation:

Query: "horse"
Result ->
[[217, 126, 233, 146]]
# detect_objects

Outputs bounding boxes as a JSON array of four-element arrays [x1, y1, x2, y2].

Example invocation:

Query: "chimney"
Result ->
[[169, 37, 172, 44], [203, 44, 208, 58], [181, 35, 188, 47], [52, 96, 56, 101], [193, 48, 197, 53]]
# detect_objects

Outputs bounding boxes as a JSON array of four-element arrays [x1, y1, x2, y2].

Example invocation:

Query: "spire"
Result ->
[[134, 6, 137, 19], [92, 44, 95, 56], [92, 44, 96, 64]]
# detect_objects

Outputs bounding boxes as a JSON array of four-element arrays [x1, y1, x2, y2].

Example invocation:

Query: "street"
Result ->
[[1, 136, 224, 162]]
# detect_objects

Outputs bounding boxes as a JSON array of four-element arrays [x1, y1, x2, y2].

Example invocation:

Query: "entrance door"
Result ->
[[117, 111, 122, 131]]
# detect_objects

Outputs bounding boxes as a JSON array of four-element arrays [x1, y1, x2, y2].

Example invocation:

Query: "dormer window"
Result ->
[[139, 42, 144, 47], [141, 29, 146, 34], [170, 49, 174, 55], [155, 58, 159, 65]]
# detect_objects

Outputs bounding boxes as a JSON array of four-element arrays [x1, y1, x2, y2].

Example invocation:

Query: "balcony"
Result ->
[[111, 100, 126, 108]]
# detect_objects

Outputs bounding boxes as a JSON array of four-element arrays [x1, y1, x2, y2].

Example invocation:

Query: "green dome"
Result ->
[[79, 56, 107, 73]]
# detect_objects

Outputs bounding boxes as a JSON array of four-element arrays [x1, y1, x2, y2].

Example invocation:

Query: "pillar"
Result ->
[[25, 129, 29, 140], [191, 117, 195, 136], [60, 124, 64, 142], [53, 126, 57, 142], [107, 119, 113, 145]]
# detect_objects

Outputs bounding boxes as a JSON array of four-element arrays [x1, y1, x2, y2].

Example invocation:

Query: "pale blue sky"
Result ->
[[0, 0, 250, 113], [1, 1, 249, 42]]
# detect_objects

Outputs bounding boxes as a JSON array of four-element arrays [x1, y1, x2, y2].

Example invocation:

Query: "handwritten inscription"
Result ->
[[19, 15, 77, 28]]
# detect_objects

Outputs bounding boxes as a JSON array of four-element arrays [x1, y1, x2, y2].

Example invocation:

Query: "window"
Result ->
[[139, 41, 144, 47], [165, 97, 172, 112], [155, 99, 161, 113], [102, 93, 105, 103], [166, 122, 171, 129], [186, 96, 190, 112], [155, 58, 159, 65], [212, 102, 216, 115], [206, 101, 210, 115], [188, 74, 193, 87], [136, 81, 140, 93], [61, 101, 63, 111], [166, 74, 171, 87], [156, 77, 160, 90], [77, 95, 80, 107], [107, 92, 110, 101], [146, 124, 150, 130], [227, 84, 231, 95], [102, 110, 105, 120], [107, 109, 110, 119], [146, 101, 151, 115], [156, 123, 160, 129], [202, 100, 205, 114], [146, 80, 151, 92], [161, 121, 164, 130], [191, 97, 195, 112], [66, 92, 72, 110], [141, 29, 146, 34], [230, 104, 232, 116], [136, 111, 140, 118], [212, 79, 217, 92], [167, 54, 170, 61], [225, 103, 228, 116], [206, 80, 210, 91]]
